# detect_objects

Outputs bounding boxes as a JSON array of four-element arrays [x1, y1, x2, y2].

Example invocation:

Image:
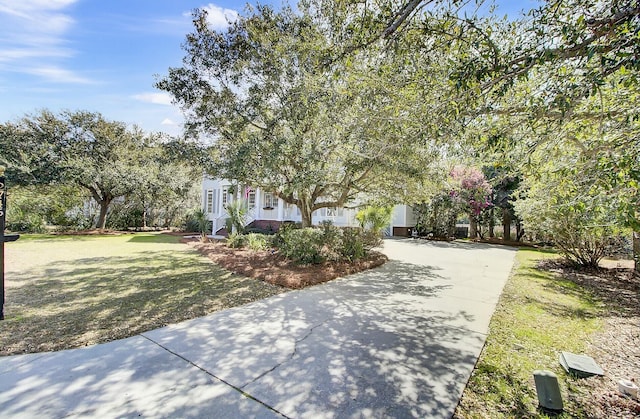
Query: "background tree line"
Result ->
[[0, 110, 202, 231]]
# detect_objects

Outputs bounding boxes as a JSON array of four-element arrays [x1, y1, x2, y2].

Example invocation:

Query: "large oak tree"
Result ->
[[157, 5, 436, 226]]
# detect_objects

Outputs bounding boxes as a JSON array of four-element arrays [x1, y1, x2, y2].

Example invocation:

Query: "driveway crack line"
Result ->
[[141, 334, 291, 419], [240, 317, 331, 389]]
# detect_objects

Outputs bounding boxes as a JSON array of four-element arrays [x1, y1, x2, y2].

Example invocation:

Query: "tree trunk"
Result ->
[[96, 199, 110, 229], [489, 206, 495, 238], [299, 199, 313, 228], [503, 209, 511, 241], [516, 219, 525, 241], [633, 231, 639, 275], [469, 213, 477, 239], [142, 209, 147, 229]]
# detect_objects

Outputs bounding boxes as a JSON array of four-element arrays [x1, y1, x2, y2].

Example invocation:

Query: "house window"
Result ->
[[263, 192, 278, 209], [222, 188, 229, 206], [248, 191, 256, 210], [206, 190, 214, 213], [212, 189, 219, 214], [323, 207, 344, 217]]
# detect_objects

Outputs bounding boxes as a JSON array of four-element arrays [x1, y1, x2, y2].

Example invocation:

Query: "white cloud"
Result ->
[[25, 66, 93, 84], [133, 92, 174, 106], [0, 0, 77, 34], [0, 47, 74, 62], [0, 0, 90, 84], [161, 118, 176, 125], [200, 4, 238, 29]]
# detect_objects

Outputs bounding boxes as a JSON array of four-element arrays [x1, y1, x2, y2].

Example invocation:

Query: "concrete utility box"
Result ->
[[533, 370, 563, 412]]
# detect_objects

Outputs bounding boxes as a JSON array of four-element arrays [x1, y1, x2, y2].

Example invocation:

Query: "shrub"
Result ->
[[246, 233, 271, 251], [183, 209, 211, 237], [547, 218, 626, 268], [273, 224, 379, 264], [340, 227, 366, 261], [245, 227, 275, 235], [273, 221, 296, 248], [515, 189, 624, 268], [277, 227, 325, 264], [226, 232, 246, 248], [6, 185, 88, 232], [6, 213, 47, 233], [319, 220, 342, 260], [106, 202, 144, 229], [225, 199, 247, 234], [355, 206, 393, 235], [339, 227, 380, 261]]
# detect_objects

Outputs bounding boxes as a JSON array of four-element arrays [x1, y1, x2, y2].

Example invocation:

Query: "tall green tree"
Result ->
[[0, 110, 66, 186], [60, 112, 149, 229], [2, 111, 157, 229], [157, 5, 436, 226]]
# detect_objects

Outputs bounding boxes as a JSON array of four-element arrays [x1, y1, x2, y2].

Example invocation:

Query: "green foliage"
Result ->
[[274, 223, 377, 264], [1, 110, 199, 230], [414, 193, 460, 238], [5, 185, 90, 232], [339, 227, 366, 261], [225, 199, 248, 234], [339, 228, 381, 262], [183, 208, 211, 238], [272, 222, 295, 249], [277, 227, 326, 264], [157, 4, 434, 226], [245, 233, 271, 251], [319, 220, 342, 260], [355, 206, 393, 235], [514, 166, 626, 267], [105, 202, 143, 230], [226, 232, 246, 249], [6, 212, 46, 234]]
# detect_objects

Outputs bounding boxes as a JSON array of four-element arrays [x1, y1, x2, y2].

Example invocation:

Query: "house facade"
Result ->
[[202, 177, 416, 236]]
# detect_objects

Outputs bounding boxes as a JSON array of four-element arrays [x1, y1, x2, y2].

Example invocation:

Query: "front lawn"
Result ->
[[0, 233, 286, 355]]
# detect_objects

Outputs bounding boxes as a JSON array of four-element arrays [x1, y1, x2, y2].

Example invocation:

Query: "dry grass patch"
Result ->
[[1, 233, 286, 355]]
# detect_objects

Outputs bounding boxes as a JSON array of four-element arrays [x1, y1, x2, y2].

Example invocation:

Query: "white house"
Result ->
[[202, 177, 417, 236]]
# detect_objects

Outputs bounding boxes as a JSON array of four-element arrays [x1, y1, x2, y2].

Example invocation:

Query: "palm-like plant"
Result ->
[[225, 199, 248, 234]]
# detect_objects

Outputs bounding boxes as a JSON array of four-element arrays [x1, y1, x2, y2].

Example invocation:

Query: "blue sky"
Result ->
[[0, 1, 535, 136]]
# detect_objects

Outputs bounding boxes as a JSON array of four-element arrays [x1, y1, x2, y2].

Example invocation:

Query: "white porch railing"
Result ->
[[212, 207, 256, 235], [213, 212, 228, 235]]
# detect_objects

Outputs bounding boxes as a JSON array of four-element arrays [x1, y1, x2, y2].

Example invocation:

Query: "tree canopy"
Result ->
[[1, 110, 200, 230], [157, 4, 442, 226]]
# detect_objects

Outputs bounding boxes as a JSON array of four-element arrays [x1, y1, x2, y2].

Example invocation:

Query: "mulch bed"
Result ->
[[538, 259, 640, 417], [187, 240, 388, 289]]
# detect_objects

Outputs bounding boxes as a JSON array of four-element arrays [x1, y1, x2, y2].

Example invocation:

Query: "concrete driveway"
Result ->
[[0, 239, 516, 418]]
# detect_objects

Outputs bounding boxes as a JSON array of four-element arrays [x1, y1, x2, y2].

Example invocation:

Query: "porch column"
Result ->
[[255, 188, 262, 220], [277, 197, 284, 221]]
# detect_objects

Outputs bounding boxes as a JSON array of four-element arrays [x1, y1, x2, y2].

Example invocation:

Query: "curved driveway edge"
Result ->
[[0, 239, 516, 418]]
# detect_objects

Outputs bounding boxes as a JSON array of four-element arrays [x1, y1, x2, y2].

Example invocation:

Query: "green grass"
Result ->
[[1, 233, 285, 355], [456, 249, 604, 418]]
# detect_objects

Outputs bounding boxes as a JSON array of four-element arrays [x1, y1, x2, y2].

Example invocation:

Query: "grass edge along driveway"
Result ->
[[455, 249, 604, 418], [1, 233, 286, 356]]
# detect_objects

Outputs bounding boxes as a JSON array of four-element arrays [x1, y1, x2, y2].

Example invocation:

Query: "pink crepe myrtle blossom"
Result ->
[[450, 166, 492, 216]]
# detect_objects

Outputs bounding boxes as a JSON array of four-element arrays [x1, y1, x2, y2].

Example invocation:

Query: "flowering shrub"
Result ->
[[450, 166, 492, 216]]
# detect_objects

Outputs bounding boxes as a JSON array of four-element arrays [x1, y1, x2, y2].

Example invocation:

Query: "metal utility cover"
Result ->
[[559, 351, 604, 378]]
